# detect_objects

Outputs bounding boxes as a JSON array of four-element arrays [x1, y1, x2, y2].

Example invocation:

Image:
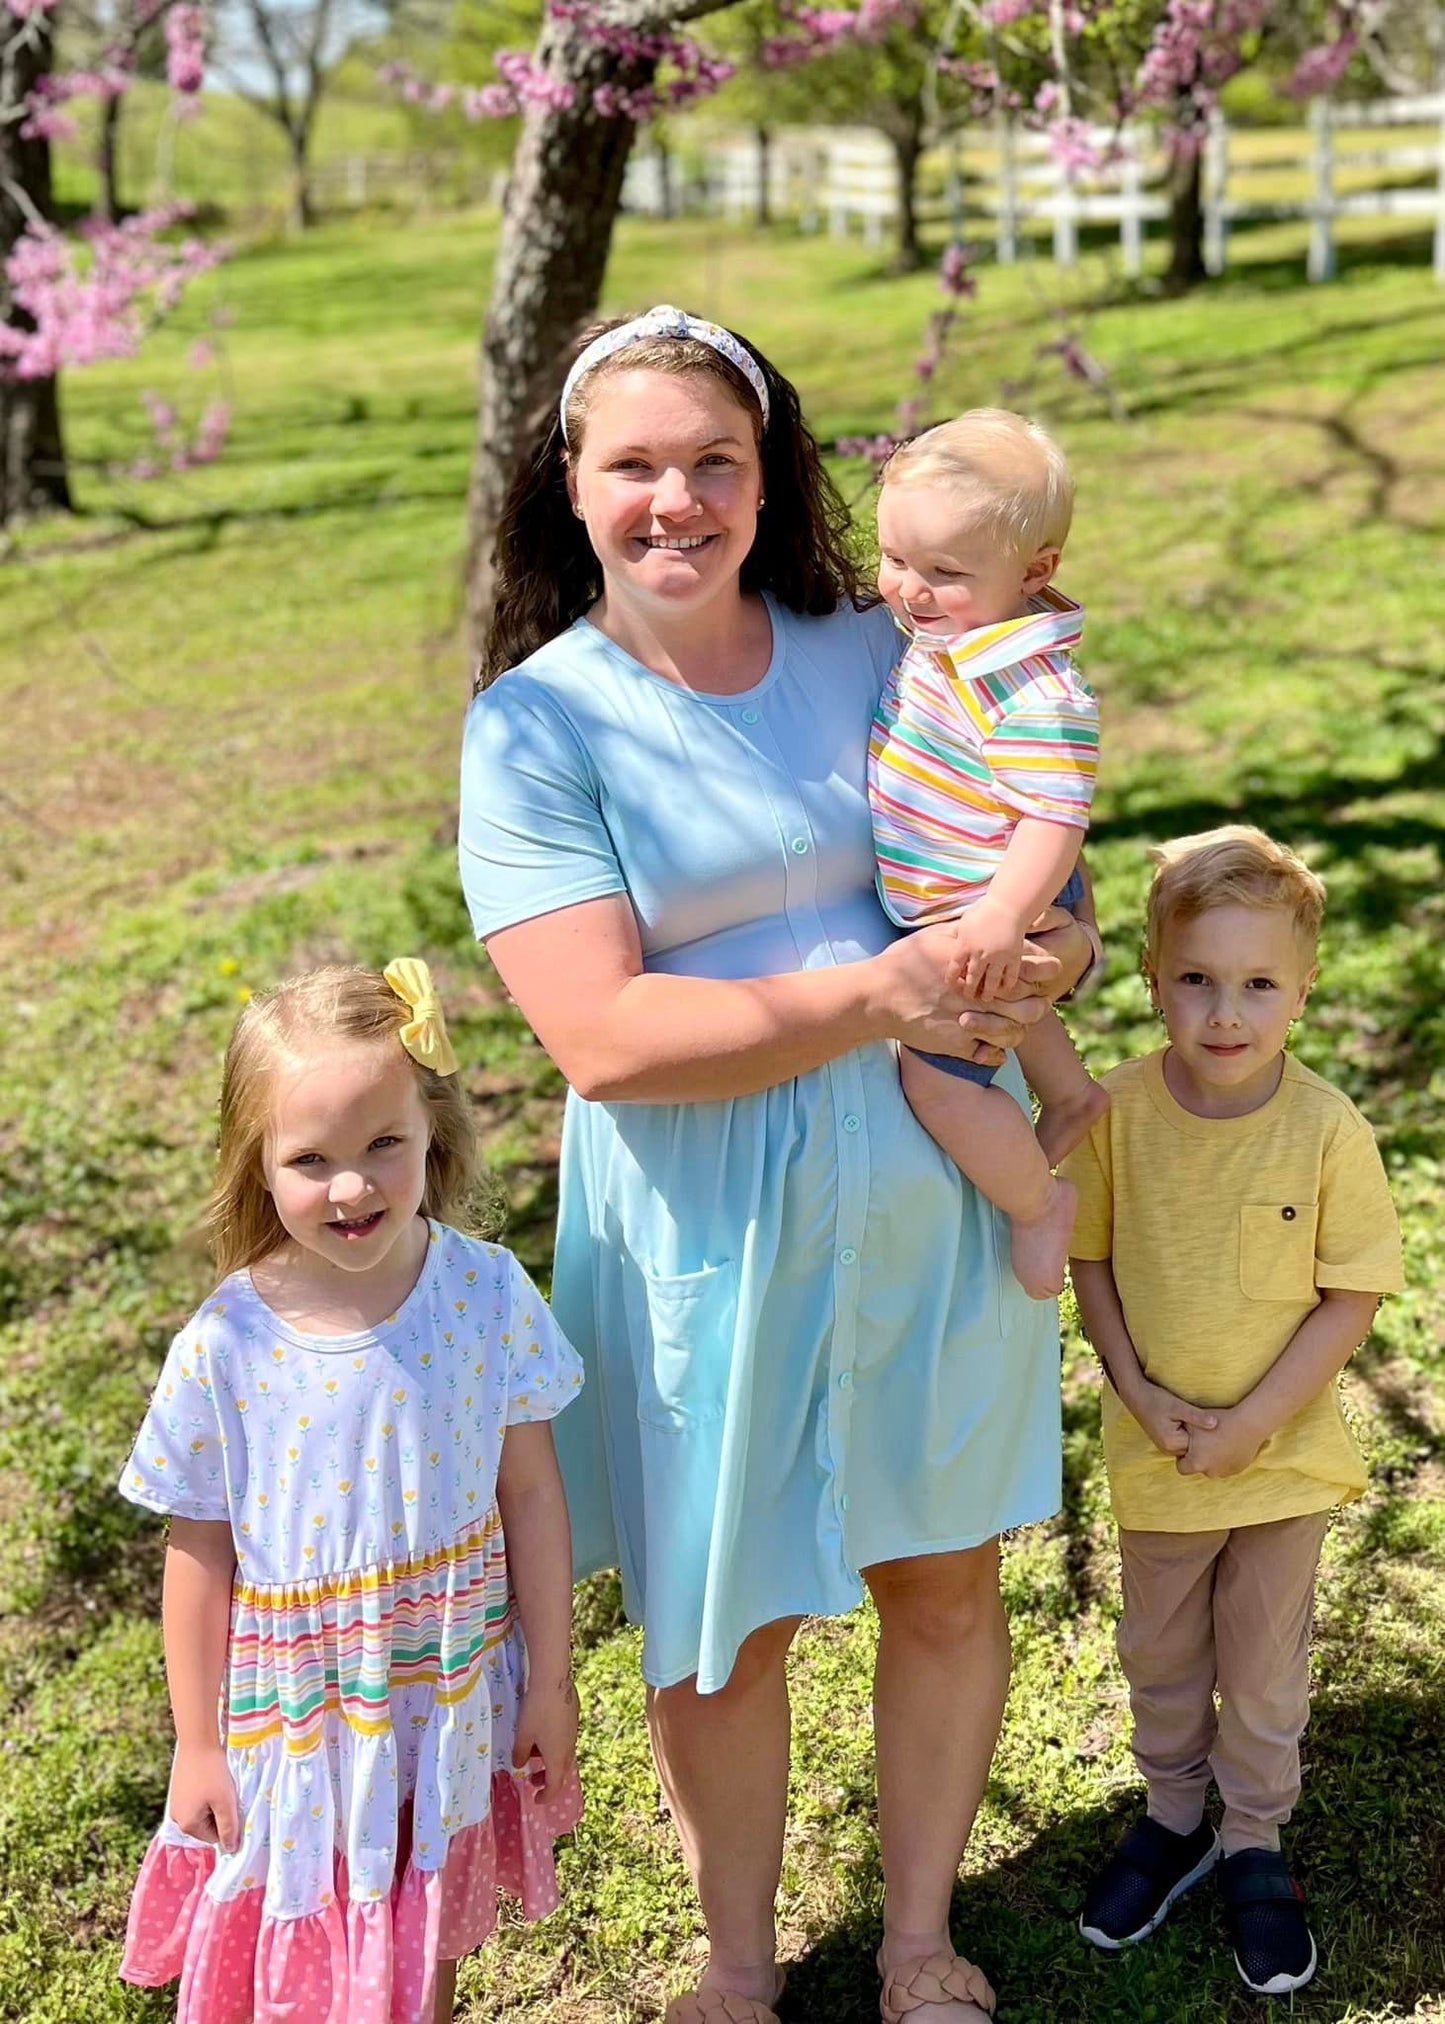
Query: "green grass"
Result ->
[[1, 213, 1442, 2022]]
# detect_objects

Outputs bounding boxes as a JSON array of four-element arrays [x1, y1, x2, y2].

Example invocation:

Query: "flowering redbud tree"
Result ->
[[391, 0, 1420, 653], [1, 0, 222, 524]]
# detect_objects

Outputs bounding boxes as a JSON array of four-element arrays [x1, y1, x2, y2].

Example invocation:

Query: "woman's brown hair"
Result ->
[[477, 313, 867, 690], [207, 966, 478, 1279]]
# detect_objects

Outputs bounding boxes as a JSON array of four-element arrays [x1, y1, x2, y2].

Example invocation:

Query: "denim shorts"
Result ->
[[907, 866, 1085, 1087]]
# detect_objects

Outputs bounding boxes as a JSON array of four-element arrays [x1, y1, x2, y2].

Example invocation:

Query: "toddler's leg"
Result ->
[[1210, 1512, 1329, 1856], [900, 1049, 1076, 1299], [1015, 1006, 1108, 1168]]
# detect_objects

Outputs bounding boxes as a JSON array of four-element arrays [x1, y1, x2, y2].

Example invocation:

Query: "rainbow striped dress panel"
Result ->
[[119, 1222, 583, 1918], [868, 587, 1099, 929]]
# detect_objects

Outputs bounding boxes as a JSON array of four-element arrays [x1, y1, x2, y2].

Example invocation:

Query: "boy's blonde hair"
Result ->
[[1146, 826, 1326, 963], [207, 966, 478, 1279], [882, 407, 1074, 557]]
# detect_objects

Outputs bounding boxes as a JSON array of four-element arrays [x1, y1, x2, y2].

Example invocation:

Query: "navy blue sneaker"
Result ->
[[1079, 1816, 1221, 1950], [1219, 1848, 1317, 1994]]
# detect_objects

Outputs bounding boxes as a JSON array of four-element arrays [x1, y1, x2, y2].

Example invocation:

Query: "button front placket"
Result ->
[[741, 697, 870, 1563]]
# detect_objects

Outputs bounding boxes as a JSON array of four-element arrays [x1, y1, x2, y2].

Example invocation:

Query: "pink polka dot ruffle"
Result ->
[[119, 1765, 583, 2023]]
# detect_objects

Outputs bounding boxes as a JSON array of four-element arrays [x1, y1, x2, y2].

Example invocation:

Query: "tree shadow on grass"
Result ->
[[783, 1676, 1445, 2024]]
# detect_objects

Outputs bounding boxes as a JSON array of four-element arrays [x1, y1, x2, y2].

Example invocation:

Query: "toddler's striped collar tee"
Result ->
[[869, 584, 1097, 929], [903, 582, 1084, 688]]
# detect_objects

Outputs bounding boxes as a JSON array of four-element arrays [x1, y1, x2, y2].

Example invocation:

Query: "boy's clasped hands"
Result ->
[[1123, 1375, 1270, 1479]]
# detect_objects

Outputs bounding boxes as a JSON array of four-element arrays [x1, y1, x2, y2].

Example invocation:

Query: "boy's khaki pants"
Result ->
[[1117, 1511, 1330, 1857]]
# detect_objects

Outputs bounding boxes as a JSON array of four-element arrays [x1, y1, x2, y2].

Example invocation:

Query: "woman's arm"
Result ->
[[163, 1518, 240, 1849], [497, 1421, 577, 1800], [486, 896, 1091, 1104]]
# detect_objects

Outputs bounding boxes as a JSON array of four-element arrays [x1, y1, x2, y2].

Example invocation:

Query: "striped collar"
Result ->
[[901, 584, 1084, 683]]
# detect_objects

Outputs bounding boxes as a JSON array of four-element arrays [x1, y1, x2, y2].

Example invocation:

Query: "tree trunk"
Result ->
[[94, 89, 123, 223], [755, 123, 771, 229], [463, 30, 649, 667], [1, 12, 72, 526], [287, 123, 315, 231], [886, 115, 924, 274], [1165, 132, 1207, 292]]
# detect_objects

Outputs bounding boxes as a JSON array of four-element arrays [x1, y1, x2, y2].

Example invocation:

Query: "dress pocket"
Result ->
[[627, 1261, 739, 1428], [1238, 1202, 1319, 1302]]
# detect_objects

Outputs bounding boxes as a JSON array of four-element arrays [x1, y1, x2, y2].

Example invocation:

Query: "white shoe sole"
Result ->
[[1234, 1931, 1318, 1995], [1078, 1831, 1223, 1951]]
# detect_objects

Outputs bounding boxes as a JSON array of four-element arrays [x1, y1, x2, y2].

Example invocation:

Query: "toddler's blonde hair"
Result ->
[[208, 966, 478, 1279], [1146, 826, 1327, 963], [883, 407, 1074, 557]]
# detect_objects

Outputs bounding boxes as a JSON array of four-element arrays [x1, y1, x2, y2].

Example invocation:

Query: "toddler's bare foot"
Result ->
[[1036, 1080, 1109, 1169], [1009, 1176, 1076, 1299]]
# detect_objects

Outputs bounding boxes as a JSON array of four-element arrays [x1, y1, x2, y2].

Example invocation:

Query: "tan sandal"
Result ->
[[879, 1949, 996, 2023], [664, 1976, 785, 2024]]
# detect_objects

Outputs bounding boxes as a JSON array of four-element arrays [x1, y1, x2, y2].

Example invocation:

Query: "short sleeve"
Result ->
[[858, 598, 905, 687], [459, 676, 626, 941], [1314, 1117, 1404, 1294], [984, 685, 1099, 829], [501, 1254, 585, 1426], [120, 1323, 230, 1522], [1062, 1109, 1114, 1260]]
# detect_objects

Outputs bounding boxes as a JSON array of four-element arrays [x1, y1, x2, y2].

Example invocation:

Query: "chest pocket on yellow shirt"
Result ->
[[1238, 1202, 1319, 1302]]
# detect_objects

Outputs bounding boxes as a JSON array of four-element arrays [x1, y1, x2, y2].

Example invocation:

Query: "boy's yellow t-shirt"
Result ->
[[1063, 1049, 1403, 1533]]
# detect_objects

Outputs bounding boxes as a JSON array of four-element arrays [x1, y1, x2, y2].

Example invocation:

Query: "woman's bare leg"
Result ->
[[865, 1543, 1011, 2023], [646, 1615, 803, 2006]]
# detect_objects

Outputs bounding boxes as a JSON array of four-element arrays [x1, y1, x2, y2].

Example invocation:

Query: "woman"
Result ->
[[458, 305, 1096, 2024]]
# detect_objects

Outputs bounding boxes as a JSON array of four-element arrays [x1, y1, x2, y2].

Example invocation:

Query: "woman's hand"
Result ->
[[512, 1673, 580, 1803], [877, 923, 1049, 1063], [168, 1740, 240, 1851]]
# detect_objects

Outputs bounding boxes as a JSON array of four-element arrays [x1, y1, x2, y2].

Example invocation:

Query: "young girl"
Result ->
[[117, 960, 584, 2024]]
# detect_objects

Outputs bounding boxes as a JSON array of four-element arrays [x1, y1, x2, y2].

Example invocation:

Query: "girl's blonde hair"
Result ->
[[207, 966, 477, 1279], [883, 407, 1074, 557], [1146, 826, 1327, 963]]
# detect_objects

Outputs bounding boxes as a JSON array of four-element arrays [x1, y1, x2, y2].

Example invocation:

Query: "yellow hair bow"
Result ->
[[383, 957, 459, 1077]]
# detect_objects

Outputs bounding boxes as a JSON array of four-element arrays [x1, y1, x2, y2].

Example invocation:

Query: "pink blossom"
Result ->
[[939, 242, 975, 299], [980, 0, 1038, 21], [1045, 116, 1119, 173], [1, 207, 226, 383], [1286, 34, 1358, 97], [187, 338, 214, 367], [164, 5, 205, 93], [4, 0, 59, 19]]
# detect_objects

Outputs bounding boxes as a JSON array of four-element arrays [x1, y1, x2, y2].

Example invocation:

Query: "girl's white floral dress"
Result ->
[[118, 1222, 584, 2024]]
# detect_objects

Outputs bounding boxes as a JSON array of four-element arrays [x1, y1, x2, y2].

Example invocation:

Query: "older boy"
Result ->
[[1063, 826, 1402, 1995]]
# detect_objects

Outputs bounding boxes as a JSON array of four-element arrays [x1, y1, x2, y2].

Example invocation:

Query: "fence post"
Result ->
[[1053, 150, 1078, 266], [1435, 87, 1445, 282], [1119, 123, 1142, 277], [1308, 97, 1336, 282], [996, 112, 1017, 263], [1204, 108, 1227, 275]]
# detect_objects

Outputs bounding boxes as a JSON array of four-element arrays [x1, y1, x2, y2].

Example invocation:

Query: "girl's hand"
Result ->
[[1175, 1407, 1267, 1480], [168, 1741, 240, 1851], [1126, 1379, 1219, 1459], [511, 1673, 579, 1803], [877, 924, 1047, 1063], [954, 897, 1026, 998]]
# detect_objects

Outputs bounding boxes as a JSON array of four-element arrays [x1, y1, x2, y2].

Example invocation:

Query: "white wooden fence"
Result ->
[[623, 94, 1445, 282]]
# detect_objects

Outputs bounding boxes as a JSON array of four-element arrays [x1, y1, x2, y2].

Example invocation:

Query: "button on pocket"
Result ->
[[627, 1262, 738, 1427], [1239, 1202, 1318, 1302]]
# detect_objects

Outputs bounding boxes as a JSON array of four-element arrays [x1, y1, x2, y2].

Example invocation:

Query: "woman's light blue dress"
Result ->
[[459, 596, 1061, 1693]]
